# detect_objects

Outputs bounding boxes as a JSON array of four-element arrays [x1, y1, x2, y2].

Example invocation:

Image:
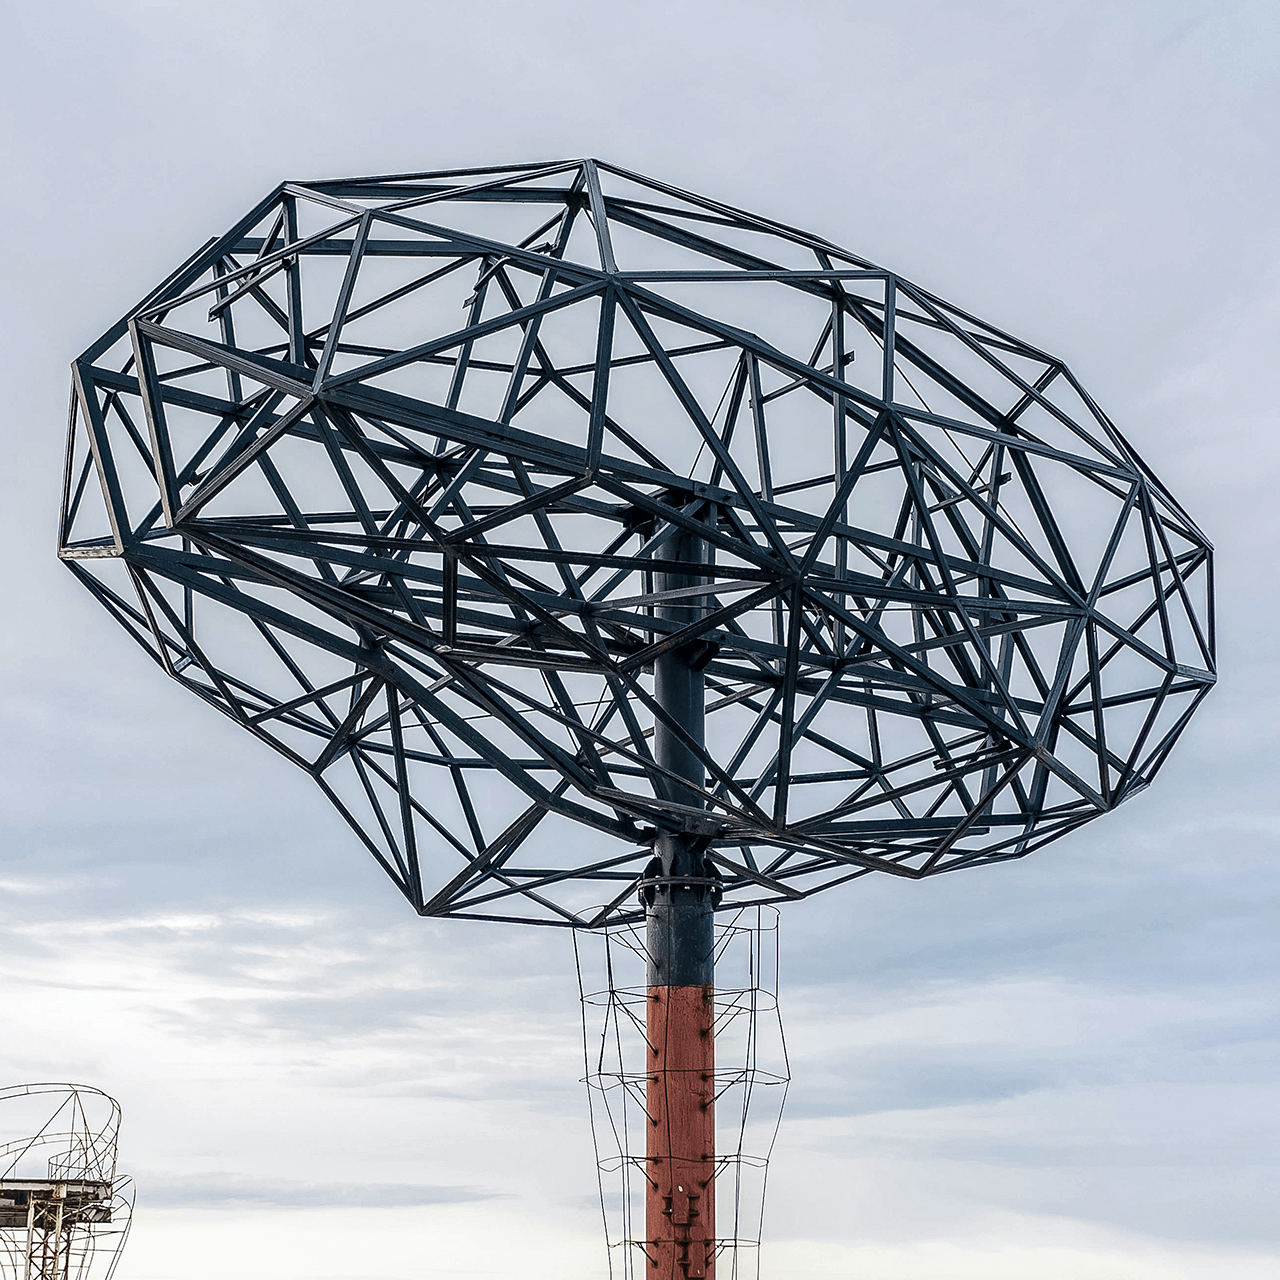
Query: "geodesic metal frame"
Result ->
[[59, 159, 1216, 927]]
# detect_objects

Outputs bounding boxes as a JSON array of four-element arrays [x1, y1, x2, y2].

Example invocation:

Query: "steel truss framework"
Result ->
[[576, 909, 787, 1279], [59, 159, 1216, 927], [0, 1084, 133, 1280]]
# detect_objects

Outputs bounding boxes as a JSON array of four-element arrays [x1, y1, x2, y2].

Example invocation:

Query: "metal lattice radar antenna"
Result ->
[[60, 160, 1215, 1277]]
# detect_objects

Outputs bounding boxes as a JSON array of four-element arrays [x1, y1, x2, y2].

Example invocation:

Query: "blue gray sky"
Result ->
[[2, 2, 1277, 1277]]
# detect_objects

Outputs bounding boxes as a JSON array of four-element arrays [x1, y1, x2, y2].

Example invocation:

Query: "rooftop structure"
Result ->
[[0, 1085, 132, 1280]]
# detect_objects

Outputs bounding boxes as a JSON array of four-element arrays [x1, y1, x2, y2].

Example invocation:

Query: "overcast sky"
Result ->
[[2, 2, 1278, 1278]]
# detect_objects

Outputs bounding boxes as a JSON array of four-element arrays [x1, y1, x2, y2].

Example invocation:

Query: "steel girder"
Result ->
[[59, 159, 1216, 926]]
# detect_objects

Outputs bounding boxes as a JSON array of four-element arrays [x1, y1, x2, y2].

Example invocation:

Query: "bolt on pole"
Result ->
[[644, 504, 717, 1280]]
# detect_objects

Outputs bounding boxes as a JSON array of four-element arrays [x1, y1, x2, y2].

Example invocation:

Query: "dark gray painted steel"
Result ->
[[58, 159, 1216, 928], [645, 510, 716, 986]]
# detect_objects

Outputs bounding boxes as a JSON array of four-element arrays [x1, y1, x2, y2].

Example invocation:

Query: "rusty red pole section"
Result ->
[[646, 980, 715, 1278], [645, 511, 717, 1279]]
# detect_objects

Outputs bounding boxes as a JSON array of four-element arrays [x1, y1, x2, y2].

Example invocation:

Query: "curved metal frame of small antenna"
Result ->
[[0, 1086, 121, 1184], [0, 1085, 132, 1280]]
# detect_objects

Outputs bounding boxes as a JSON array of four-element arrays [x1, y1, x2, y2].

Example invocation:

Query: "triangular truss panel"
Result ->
[[60, 160, 1216, 926]]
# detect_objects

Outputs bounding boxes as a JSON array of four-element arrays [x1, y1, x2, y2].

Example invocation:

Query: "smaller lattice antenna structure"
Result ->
[[0, 1086, 133, 1280]]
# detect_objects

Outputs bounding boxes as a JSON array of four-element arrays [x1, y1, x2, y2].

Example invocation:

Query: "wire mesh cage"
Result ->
[[576, 908, 788, 1279], [0, 1086, 133, 1280]]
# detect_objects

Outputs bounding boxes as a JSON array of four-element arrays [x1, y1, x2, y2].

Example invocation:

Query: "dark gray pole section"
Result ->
[[646, 506, 715, 988]]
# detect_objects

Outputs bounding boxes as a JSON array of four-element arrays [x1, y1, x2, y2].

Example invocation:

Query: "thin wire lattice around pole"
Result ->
[[575, 909, 788, 1280], [58, 161, 1216, 929]]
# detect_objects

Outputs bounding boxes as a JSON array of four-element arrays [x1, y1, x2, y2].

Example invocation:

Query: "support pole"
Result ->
[[645, 509, 716, 1280]]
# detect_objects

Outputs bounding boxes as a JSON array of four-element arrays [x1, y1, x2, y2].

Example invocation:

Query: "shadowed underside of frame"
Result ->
[[59, 159, 1216, 926]]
